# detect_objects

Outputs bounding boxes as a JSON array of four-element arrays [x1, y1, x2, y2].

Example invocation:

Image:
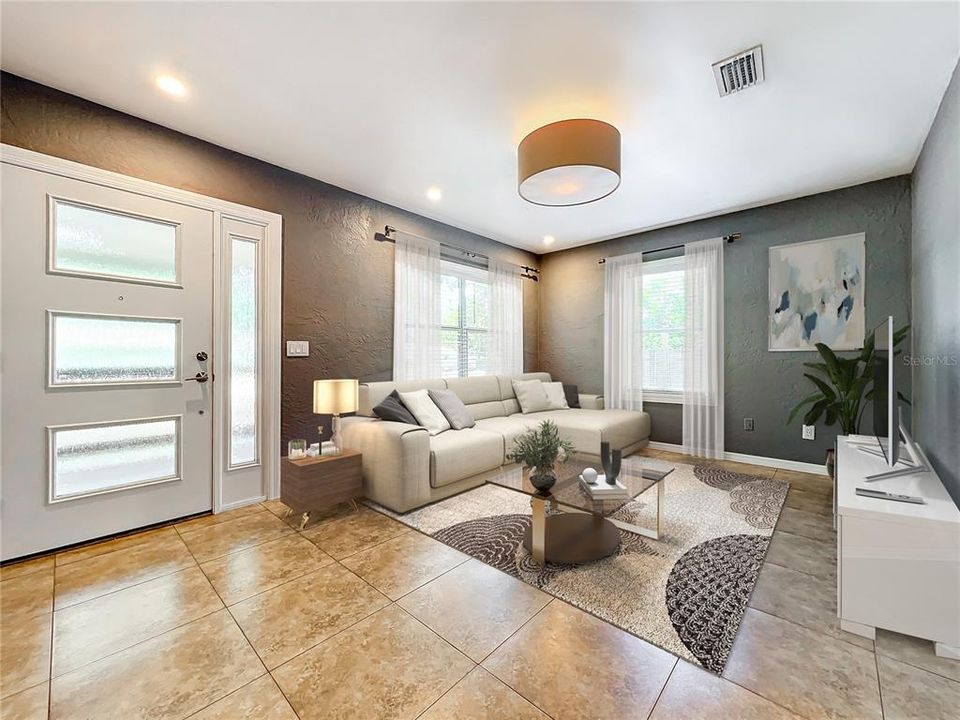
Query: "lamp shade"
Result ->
[[313, 379, 358, 414], [518, 119, 621, 206]]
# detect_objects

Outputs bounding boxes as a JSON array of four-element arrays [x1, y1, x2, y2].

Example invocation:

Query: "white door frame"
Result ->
[[1, 143, 283, 514]]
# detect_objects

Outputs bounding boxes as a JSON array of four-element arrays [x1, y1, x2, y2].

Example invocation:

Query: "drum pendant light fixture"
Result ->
[[518, 119, 621, 206]]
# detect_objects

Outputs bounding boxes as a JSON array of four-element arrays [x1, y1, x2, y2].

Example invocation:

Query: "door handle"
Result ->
[[185, 372, 210, 383]]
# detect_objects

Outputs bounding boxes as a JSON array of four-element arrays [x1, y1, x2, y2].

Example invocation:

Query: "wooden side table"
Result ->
[[281, 449, 363, 530]]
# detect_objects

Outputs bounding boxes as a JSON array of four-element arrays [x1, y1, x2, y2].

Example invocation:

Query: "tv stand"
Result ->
[[836, 436, 960, 659]]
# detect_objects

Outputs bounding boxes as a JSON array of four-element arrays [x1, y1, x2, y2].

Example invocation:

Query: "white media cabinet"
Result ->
[[835, 436, 960, 658]]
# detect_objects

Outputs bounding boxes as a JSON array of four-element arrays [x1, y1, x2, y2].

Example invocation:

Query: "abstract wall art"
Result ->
[[768, 233, 865, 351]]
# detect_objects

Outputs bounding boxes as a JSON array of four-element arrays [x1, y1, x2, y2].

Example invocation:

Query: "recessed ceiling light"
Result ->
[[155, 74, 187, 98], [543, 235, 556, 247], [426, 186, 443, 202]]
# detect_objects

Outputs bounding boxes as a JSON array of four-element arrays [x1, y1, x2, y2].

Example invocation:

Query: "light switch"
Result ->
[[286, 340, 310, 357]]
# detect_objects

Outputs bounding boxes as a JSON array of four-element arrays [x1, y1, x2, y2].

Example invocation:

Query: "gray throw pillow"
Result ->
[[563, 383, 581, 409], [372, 389, 418, 425], [428, 389, 476, 430]]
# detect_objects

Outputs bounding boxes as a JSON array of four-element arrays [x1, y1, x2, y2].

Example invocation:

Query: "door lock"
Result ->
[[185, 371, 210, 383], [196, 351, 209, 362]]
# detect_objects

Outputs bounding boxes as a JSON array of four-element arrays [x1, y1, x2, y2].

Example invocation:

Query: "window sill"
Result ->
[[643, 391, 682, 405]]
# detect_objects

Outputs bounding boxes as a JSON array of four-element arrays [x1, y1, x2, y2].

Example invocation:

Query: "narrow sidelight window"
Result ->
[[229, 236, 259, 467]]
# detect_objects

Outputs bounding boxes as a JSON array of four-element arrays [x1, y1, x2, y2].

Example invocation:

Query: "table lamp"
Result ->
[[313, 379, 358, 454]]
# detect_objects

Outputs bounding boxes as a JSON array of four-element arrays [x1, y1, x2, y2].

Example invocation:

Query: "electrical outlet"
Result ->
[[285, 340, 310, 357], [743, 417, 755, 431], [802, 424, 816, 441]]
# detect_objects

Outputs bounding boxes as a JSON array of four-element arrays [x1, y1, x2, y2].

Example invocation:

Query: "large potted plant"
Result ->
[[507, 420, 575, 494], [788, 325, 910, 477]]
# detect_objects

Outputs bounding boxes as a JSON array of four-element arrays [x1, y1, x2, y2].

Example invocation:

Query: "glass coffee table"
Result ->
[[488, 453, 672, 565]]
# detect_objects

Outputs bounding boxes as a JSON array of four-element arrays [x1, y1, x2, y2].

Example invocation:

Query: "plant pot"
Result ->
[[825, 448, 836, 481], [529, 470, 557, 494]]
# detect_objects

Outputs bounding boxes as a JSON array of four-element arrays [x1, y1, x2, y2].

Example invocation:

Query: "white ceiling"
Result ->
[[2, 2, 958, 253]]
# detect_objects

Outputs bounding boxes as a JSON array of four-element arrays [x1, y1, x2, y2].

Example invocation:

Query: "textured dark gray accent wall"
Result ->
[[0, 73, 540, 447], [540, 177, 912, 465], [911, 61, 960, 508]]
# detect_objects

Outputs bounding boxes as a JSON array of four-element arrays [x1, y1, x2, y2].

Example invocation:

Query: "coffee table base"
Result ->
[[523, 513, 621, 565]]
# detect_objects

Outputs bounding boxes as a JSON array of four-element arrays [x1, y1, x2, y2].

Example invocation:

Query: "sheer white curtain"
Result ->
[[604, 252, 645, 411], [683, 237, 725, 458], [488, 257, 524, 375], [393, 233, 442, 381]]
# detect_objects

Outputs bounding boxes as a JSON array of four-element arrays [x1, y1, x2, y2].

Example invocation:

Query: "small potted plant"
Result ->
[[507, 420, 575, 493]]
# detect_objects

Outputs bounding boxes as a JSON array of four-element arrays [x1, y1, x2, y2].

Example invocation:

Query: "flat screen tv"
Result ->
[[873, 316, 898, 467]]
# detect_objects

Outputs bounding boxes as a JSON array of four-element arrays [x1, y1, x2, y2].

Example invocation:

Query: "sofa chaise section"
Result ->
[[521, 408, 651, 457]]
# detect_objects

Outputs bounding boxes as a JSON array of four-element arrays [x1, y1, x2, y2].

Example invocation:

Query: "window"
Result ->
[[229, 236, 259, 467], [440, 261, 491, 377], [641, 256, 685, 402], [49, 416, 181, 502], [49, 312, 180, 387], [51, 199, 179, 285]]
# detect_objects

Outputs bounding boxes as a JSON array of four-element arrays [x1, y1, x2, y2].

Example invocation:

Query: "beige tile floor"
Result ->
[[1, 448, 957, 719]]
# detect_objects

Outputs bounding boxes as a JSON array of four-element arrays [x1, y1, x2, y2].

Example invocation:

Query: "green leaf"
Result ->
[[837, 358, 860, 388], [893, 325, 910, 346], [788, 393, 822, 424], [804, 401, 828, 426], [815, 343, 843, 384], [848, 376, 869, 406], [804, 373, 837, 401], [803, 362, 831, 376], [850, 375, 869, 394], [825, 406, 839, 426], [860, 332, 875, 362]]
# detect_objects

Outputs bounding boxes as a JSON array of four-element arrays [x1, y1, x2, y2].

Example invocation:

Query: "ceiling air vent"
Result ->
[[712, 45, 764, 97]]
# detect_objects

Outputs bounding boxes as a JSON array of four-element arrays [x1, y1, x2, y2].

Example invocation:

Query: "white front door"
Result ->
[[1, 163, 215, 559]]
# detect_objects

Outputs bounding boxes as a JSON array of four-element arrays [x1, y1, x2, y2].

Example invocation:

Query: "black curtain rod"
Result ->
[[596, 233, 742, 265], [374, 225, 540, 281]]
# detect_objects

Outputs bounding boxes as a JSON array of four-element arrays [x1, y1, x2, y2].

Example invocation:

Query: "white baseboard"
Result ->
[[646, 441, 828, 476]]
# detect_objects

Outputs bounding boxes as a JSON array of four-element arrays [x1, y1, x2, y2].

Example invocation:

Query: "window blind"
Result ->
[[440, 260, 491, 377], [641, 256, 685, 400]]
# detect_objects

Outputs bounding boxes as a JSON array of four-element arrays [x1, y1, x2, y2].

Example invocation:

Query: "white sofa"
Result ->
[[341, 372, 651, 513]]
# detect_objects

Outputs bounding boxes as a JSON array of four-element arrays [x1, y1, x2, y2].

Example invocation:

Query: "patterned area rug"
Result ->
[[371, 458, 788, 673]]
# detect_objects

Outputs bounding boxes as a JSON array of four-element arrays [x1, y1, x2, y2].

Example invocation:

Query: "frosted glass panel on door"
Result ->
[[50, 418, 180, 501], [52, 200, 179, 283], [51, 313, 180, 386], [230, 238, 258, 466]]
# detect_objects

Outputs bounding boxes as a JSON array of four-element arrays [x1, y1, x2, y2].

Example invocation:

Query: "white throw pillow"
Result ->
[[398, 389, 450, 435], [512, 379, 550, 414], [542, 381, 569, 410]]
